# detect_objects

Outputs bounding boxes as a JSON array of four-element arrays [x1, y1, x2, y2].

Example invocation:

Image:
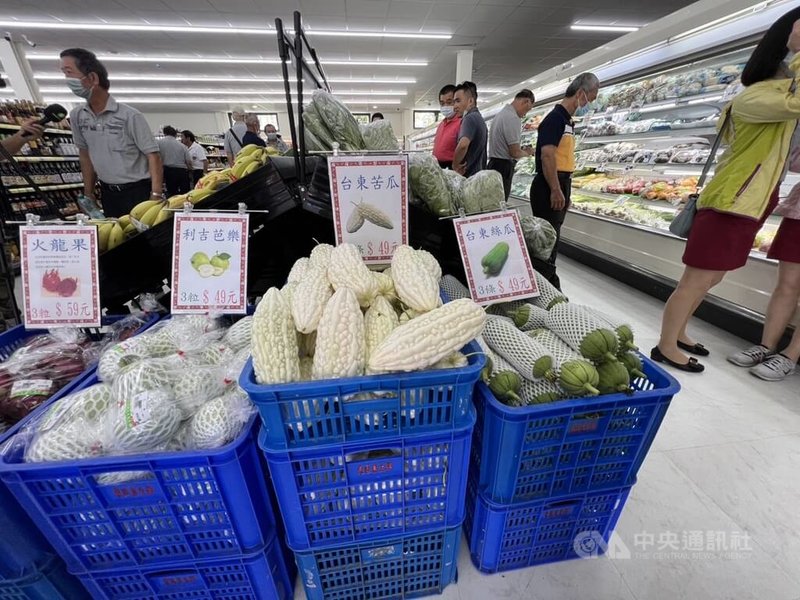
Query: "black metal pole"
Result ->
[[275, 18, 302, 191], [293, 11, 307, 189]]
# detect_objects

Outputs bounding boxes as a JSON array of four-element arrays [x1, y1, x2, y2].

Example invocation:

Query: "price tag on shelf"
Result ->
[[328, 155, 408, 265], [453, 210, 539, 306], [170, 212, 249, 315], [19, 225, 101, 327]]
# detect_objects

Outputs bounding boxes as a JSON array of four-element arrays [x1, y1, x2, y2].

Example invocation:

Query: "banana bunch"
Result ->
[[194, 169, 233, 191], [95, 220, 126, 253], [231, 144, 272, 180]]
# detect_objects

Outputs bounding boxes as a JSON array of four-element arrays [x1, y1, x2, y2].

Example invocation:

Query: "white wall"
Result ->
[[140, 108, 413, 143], [141, 112, 229, 136]]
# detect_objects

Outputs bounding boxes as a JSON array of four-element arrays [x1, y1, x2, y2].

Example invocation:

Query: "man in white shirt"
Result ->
[[224, 107, 247, 163], [181, 130, 208, 186]]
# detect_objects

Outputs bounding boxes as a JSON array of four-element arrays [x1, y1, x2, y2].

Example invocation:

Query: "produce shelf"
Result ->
[[579, 127, 717, 144]]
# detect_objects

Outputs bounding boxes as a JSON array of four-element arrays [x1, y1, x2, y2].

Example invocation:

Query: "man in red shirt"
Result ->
[[432, 85, 461, 169]]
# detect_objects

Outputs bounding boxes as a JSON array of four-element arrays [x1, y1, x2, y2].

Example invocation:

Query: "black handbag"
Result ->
[[669, 109, 731, 238]]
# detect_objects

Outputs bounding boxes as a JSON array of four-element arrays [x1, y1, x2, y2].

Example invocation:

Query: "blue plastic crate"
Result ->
[[0, 314, 160, 578], [76, 536, 294, 600], [464, 475, 633, 574], [0, 555, 90, 599], [295, 523, 461, 600], [0, 373, 277, 573], [262, 407, 474, 551], [240, 340, 484, 451], [472, 356, 678, 504]]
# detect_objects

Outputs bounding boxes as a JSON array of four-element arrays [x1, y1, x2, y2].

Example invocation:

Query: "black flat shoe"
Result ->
[[677, 341, 710, 357], [650, 346, 705, 373]]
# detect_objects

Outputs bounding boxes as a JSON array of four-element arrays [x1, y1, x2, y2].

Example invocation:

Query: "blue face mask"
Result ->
[[575, 103, 590, 117], [440, 106, 455, 118], [66, 77, 92, 99]]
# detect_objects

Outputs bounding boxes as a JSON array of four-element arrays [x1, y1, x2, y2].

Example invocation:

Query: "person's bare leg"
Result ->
[[678, 271, 725, 346], [761, 261, 800, 351], [659, 267, 725, 363]]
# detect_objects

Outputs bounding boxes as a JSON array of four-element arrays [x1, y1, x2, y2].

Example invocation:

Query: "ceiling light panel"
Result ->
[[34, 74, 418, 84], [37, 87, 407, 96], [570, 24, 640, 32], [42, 96, 403, 105], [28, 54, 427, 67], [0, 20, 449, 40]]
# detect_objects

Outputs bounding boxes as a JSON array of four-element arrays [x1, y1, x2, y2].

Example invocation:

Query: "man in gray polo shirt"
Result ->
[[60, 48, 163, 218], [488, 89, 535, 199], [157, 125, 193, 196], [452, 81, 487, 177]]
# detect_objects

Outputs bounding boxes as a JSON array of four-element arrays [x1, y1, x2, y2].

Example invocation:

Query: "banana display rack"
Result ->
[[98, 158, 302, 311]]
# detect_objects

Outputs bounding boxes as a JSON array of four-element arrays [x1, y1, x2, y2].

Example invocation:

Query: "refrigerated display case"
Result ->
[[508, 43, 793, 340]]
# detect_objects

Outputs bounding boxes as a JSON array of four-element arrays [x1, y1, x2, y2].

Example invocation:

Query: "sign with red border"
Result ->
[[453, 210, 539, 305], [20, 225, 101, 327], [171, 213, 248, 314], [328, 155, 408, 264]]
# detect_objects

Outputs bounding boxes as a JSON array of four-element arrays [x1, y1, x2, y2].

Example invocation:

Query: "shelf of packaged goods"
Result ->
[[7, 183, 83, 194], [573, 189, 783, 227], [578, 127, 718, 145], [207, 154, 227, 159], [513, 171, 536, 179], [573, 189, 680, 213], [575, 162, 715, 177], [0, 122, 72, 135], [200, 140, 224, 147], [13, 156, 79, 163]]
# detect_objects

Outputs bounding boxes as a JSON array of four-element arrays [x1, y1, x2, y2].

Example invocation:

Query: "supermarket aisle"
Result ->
[[294, 257, 800, 600]]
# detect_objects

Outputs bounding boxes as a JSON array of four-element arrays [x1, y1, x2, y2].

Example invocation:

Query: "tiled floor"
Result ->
[[295, 256, 800, 600]]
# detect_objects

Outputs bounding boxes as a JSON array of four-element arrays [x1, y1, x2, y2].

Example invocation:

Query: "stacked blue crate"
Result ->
[[241, 340, 486, 600], [0, 314, 295, 599], [0, 315, 159, 599], [465, 357, 680, 573]]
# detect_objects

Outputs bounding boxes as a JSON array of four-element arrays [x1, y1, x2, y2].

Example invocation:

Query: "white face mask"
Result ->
[[66, 77, 92, 99], [440, 106, 455, 118]]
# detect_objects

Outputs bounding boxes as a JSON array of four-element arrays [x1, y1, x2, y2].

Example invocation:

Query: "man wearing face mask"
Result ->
[[59, 48, 162, 218], [263, 124, 288, 153], [432, 85, 460, 169], [531, 72, 600, 289]]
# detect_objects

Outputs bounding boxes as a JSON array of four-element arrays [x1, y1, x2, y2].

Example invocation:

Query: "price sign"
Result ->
[[328, 155, 408, 265], [453, 210, 539, 305], [20, 225, 101, 327], [171, 213, 248, 314]]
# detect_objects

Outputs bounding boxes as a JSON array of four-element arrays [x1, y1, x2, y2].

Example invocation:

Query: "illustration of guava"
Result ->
[[191, 252, 211, 272], [210, 253, 231, 277], [196, 264, 215, 278]]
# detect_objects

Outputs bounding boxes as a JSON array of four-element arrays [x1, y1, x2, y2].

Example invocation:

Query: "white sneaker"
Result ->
[[749, 354, 796, 381], [727, 344, 773, 367]]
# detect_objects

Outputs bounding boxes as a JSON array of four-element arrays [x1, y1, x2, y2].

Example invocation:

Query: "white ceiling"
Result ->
[[0, 0, 700, 113]]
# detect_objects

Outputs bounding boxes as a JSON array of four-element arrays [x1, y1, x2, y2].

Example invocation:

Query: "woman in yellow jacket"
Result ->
[[652, 8, 800, 373]]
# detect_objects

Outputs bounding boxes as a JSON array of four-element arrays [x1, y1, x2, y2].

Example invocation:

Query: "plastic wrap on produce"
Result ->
[[442, 169, 465, 213], [360, 120, 399, 151], [312, 89, 365, 150], [302, 102, 336, 149], [462, 170, 505, 214], [6, 315, 256, 463], [520, 215, 558, 260], [408, 153, 452, 216]]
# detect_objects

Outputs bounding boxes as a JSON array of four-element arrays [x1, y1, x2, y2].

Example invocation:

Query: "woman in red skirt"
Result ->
[[653, 9, 800, 373], [727, 181, 800, 381]]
